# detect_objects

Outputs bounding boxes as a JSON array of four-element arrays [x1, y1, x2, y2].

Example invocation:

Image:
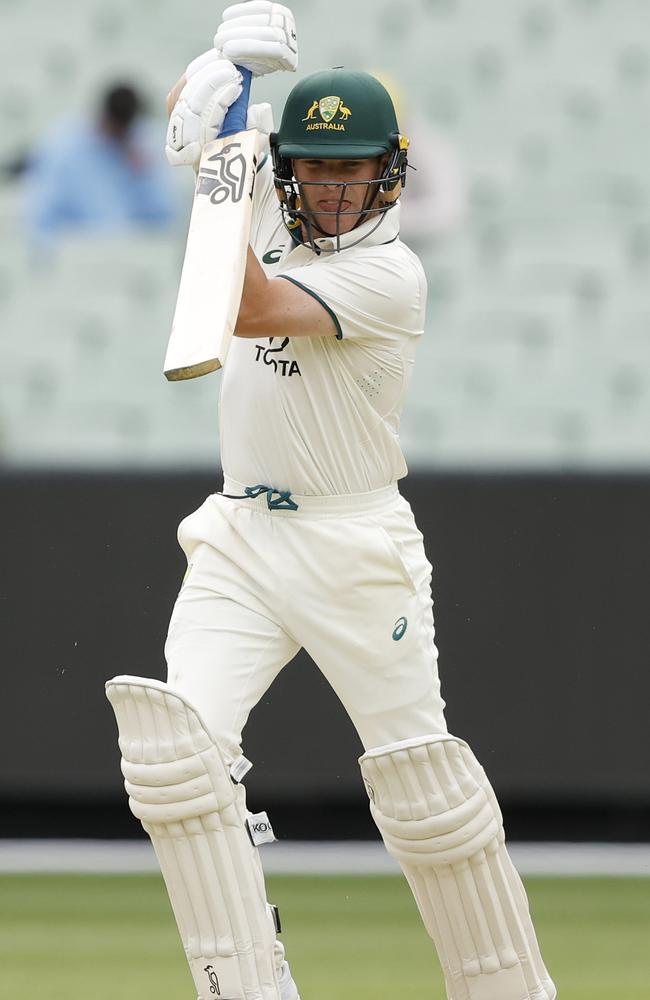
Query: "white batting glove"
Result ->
[[214, 1, 298, 77], [166, 51, 243, 168], [247, 102, 274, 135]]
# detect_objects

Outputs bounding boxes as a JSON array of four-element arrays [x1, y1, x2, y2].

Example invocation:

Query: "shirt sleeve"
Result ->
[[277, 247, 427, 343]]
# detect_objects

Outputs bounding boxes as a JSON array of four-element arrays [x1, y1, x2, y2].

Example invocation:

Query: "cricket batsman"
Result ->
[[106, 3, 557, 998]]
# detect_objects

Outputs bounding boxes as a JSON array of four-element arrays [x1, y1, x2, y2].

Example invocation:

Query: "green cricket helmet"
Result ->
[[269, 68, 410, 251]]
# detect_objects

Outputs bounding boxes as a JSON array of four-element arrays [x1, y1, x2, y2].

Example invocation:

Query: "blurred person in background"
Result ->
[[24, 82, 179, 252]]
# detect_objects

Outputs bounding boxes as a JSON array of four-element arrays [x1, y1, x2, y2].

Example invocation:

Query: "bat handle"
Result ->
[[220, 66, 253, 138]]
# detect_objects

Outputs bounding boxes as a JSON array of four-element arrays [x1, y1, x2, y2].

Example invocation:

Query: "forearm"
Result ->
[[235, 246, 338, 338], [234, 246, 339, 341], [235, 246, 277, 338]]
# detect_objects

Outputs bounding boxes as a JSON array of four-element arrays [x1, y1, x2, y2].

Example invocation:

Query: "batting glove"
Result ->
[[166, 51, 243, 168], [214, 1, 298, 77], [246, 101, 274, 135]]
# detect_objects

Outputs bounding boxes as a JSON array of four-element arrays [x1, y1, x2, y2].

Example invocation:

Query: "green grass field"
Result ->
[[1, 874, 649, 999]]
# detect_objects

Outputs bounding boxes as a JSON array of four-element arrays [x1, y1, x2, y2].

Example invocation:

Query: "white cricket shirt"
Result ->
[[219, 158, 427, 496]]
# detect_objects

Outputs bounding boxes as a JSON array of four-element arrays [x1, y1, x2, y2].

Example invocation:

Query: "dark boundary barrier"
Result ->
[[1, 470, 649, 840]]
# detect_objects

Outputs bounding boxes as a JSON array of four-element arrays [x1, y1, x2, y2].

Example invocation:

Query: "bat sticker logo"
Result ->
[[197, 143, 249, 205]]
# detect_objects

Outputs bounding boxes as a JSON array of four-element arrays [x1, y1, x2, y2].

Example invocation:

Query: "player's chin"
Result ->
[[311, 211, 362, 238]]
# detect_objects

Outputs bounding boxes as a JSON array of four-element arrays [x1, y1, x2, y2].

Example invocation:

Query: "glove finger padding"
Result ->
[[247, 103, 275, 155], [214, 1, 297, 77], [217, 24, 292, 41], [185, 47, 224, 80], [166, 59, 243, 168], [166, 51, 230, 141], [221, 1, 295, 22], [247, 102, 275, 136], [220, 38, 295, 77]]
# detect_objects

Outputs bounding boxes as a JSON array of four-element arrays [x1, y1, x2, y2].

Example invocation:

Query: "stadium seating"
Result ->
[[0, 0, 648, 469]]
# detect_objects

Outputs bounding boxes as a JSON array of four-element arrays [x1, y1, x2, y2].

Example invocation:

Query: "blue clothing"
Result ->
[[26, 119, 178, 244]]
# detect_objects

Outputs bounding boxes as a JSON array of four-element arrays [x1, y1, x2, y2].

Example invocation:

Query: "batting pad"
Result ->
[[360, 735, 556, 1000], [106, 676, 282, 1000]]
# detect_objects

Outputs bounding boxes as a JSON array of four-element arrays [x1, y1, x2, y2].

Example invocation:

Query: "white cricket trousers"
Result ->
[[165, 478, 448, 758]]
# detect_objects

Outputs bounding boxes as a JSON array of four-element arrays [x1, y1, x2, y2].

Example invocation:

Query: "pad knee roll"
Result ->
[[106, 675, 282, 1000], [360, 735, 556, 1000]]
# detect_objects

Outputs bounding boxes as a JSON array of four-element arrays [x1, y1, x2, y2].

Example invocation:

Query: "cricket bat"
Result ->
[[164, 67, 261, 381]]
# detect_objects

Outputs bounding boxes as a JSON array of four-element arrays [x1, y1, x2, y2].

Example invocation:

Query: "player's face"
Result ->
[[292, 157, 384, 236]]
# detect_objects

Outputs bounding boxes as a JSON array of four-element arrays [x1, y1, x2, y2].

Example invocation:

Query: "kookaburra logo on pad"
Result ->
[[196, 143, 254, 205], [303, 95, 352, 131], [204, 965, 220, 994]]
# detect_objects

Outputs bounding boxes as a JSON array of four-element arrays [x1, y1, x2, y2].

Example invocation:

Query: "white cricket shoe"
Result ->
[[278, 959, 301, 1000]]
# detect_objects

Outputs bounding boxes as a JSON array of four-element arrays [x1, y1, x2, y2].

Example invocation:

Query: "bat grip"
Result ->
[[220, 66, 253, 137]]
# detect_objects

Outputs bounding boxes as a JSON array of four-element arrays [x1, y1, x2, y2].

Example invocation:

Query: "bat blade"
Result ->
[[164, 127, 261, 381]]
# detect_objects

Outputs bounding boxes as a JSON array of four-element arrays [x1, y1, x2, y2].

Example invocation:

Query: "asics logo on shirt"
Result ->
[[392, 617, 408, 641], [254, 337, 302, 378], [262, 248, 285, 264]]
